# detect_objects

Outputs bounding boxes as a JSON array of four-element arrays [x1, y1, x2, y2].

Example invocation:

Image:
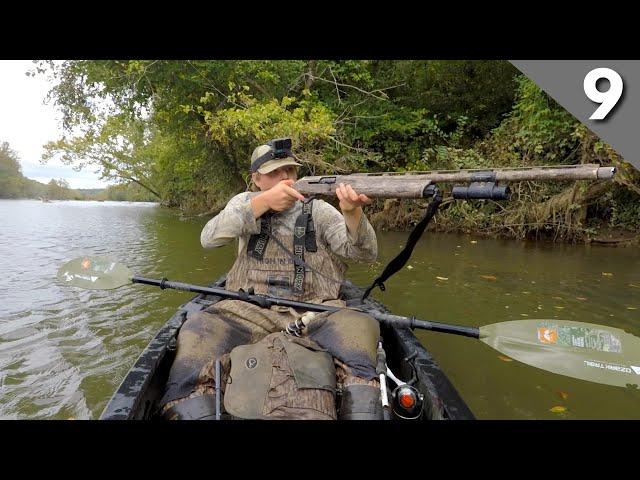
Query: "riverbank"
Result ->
[[366, 196, 640, 246]]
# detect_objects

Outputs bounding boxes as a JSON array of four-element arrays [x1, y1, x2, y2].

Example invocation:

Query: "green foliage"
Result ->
[[0, 142, 22, 177], [43, 114, 161, 199], [203, 93, 336, 174], [493, 76, 580, 164], [34, 60, 640, 239], [0, 139, 147, 202], [0, 141, 52, 199], [38, 60, 521, 212], [95, 182, 157, 202], [45, 178, 80, 200]]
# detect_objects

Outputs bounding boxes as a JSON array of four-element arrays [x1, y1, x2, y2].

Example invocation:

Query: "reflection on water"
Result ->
[[1, 199, 639, 419]]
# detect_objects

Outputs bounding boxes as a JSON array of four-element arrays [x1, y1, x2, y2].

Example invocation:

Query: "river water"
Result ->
[[1, 199, 639, 419]]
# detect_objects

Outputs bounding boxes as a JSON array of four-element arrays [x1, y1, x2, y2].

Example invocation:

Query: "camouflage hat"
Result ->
[[250, 144, 301, 174]]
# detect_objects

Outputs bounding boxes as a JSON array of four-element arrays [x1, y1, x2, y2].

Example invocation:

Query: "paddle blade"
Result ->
[[57, 256, 132, 290], [480, 320, 640, 389]]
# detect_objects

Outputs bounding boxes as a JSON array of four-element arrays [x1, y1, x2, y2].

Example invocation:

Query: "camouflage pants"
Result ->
[[161, 300, 380, 418], [159, 299, 380, 419]]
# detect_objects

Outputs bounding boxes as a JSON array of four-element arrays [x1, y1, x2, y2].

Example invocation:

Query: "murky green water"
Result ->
[[1, 199, 639, 419]]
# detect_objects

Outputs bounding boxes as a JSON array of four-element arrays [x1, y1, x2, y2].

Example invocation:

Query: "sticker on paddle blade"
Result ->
[[537, 322, 622, 353], [57, 256, 132, 290], [538, 327, 557, 344]]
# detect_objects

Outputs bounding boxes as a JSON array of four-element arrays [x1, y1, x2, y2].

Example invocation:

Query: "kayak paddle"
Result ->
[[58, 256, 640, 389]]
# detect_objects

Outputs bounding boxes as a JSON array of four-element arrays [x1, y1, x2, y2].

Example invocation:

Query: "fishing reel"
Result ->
[[390, 384, 423, 420], [387, 352, 424, 420], [378, 341, 424, 420]]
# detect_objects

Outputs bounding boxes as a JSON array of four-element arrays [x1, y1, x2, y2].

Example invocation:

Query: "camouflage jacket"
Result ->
[[201, 191, 378, 264]]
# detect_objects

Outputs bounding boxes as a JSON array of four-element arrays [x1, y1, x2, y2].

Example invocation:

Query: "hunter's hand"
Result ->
[[252, 179, 305, 216], [336, 183, 372, 214]]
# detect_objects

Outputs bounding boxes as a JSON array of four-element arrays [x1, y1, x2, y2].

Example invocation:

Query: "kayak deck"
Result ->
[[100, 277, 475, 420]]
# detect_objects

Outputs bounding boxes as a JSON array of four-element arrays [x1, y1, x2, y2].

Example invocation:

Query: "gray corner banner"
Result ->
[[510, 61, 640, 171]]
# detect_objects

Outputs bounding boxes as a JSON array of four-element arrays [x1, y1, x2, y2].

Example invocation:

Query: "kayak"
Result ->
[[100, 277, 475, 420]]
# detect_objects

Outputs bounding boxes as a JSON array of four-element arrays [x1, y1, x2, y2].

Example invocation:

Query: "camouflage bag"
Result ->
[[224, 332, 337, 420]]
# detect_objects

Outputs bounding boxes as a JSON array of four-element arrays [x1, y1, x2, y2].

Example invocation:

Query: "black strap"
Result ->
[[361, 189, 442, 301], [250, 147, 294, 173], [292, 203, 309, 294], [304, 201, 317, 252], [247, 213, 272, 260], [293, 199, 317, 292]]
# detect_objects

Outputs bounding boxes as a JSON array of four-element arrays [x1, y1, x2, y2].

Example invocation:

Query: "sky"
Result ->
[[0, 60, 112, 189]]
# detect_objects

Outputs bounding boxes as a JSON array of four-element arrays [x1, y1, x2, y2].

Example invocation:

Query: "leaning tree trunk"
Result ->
[[505, 180, 612, 241]]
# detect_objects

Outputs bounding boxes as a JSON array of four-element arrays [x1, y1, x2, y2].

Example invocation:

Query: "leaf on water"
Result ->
[[576, 297, 587, 301], [470, 240, 478, 244], [627, 307, 637, 310], [549, 406, 567, 414], [520, 313, 529, 317], [558, 391, 569, 400], [552, 296, 563, 300], [522, 291, 531, 294], [602, 272, 614, 277], [498, 355, 513, 362], [406, 265, 414, 270], [436, 276, 448, 281], [554, 306, 565, 310], [629, 284, 640, 288], [481, 275, 497, 281]]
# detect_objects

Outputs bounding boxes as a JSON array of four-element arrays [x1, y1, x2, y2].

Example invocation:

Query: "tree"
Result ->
[[0, 141, 22, 177], [0, 141, 27, 198], [43, 115, 161, 199]]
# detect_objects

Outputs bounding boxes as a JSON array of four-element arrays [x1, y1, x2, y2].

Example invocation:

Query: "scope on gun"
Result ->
[[452, 183, 510, 200], [450, 171, 510, 200]]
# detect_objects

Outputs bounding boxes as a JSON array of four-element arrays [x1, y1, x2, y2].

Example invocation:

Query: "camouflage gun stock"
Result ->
[[293, 164, 616, 200]]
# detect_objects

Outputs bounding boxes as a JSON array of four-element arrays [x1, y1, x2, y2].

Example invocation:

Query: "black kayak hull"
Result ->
[[100, 278, 475, 420]]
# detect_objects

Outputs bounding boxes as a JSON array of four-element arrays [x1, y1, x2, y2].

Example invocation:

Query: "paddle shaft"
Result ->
[[131, 276, 480, 339]]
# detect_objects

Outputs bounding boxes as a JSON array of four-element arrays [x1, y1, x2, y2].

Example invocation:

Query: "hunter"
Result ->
[[159, 138, 383, 420]]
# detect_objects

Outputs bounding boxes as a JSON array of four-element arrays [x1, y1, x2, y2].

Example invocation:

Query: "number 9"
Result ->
[[583, 68, 623, 120]]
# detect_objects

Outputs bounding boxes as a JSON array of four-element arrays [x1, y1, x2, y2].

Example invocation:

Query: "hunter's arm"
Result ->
[[200, 193, 261, 248], [315, 200, 378, 263]]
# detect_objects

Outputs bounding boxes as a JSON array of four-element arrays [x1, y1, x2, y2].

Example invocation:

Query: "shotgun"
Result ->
[[293, 164, 616, 200]]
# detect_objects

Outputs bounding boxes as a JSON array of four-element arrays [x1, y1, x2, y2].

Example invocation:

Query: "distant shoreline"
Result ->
[[0, 198, 159, 204]]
